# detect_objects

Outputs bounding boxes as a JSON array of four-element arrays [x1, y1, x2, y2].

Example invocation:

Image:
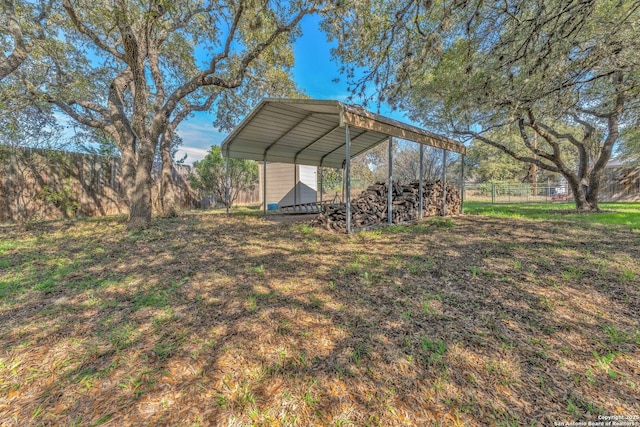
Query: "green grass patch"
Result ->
[[464, 201, 640, 228], [429, 217, 456, 228], [292, 223, 315, 235], [132, 285, 170, 309], [106, 322, 138, 351], [0, 276, 27, 300], [0, 237, 37, 253], [420, 337, 448, 364]]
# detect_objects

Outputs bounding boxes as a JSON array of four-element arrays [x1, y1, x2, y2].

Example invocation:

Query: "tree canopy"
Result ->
[[325, 0, 640, 211], [4, 0, 321, 228], [0, 0, 56, 81], [618, 128, 640, 165]]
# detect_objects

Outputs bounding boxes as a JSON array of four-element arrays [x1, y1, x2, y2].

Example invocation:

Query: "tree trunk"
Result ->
[[127, 140, 155, 230], [570, 153, 598, 213], [159, 131, 178, 218], [566, 176, 595, 212], [120, 144, 137, 207], [585, 187, 600, 211], [585, 168, 603, 212]]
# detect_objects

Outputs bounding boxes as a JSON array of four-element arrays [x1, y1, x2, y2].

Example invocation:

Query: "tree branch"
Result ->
[[208, 3, 245, 72], [576, 106, 616, 119], [169, 2, 217, 33], [0, 0, 53, 80], [535, 119, 583, 147], [106, 67, 136, 145], [590, 72, 625, 182], [455, 129, 560, 173], [169, 94, 219, 132], [526, 110, 562, 157], [62, 0, 124, 60], [162, 4, 318, 124], [537, 113, 591, 180], [234, 8, 315, 81], [53, 99, 108, 130], [0, 0, 29, 80], [148, 39, 164, 113], [517, 119, 555, 162]]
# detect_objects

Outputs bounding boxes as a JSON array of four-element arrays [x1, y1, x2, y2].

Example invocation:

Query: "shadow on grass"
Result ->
[[0, 211, 638, 425]]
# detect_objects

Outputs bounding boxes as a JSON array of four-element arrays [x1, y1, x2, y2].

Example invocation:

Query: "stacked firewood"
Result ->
[[312, 180, 461, 232]]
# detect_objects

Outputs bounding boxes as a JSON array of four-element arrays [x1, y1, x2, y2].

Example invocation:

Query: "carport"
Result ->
[[220, 98, 466, 233]]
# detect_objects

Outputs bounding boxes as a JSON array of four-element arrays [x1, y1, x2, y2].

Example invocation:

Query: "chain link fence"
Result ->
[[464, 182, 571, 203]]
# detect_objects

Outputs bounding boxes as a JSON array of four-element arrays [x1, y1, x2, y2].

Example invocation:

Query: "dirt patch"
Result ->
[[0, 213, 638, 426]]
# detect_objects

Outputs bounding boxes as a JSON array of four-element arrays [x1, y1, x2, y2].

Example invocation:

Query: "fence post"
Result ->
[[491, 182, 496, 204], [547, 178, 550, 201]]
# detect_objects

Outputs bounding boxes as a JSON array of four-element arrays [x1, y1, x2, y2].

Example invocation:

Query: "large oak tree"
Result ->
[[325, 0, 640, 211], [20, 0, 321, 228], [0, 0, 55, 81]]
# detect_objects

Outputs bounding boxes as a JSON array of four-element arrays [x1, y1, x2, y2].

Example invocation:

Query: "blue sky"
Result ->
[[175, 14, 414, 165]]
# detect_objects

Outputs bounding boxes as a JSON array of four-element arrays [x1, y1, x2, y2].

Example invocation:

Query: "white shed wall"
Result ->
[[259, 162, 318, 208]]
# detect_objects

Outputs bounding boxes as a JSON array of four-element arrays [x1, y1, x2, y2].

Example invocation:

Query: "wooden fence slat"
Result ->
[[0, 147, 260, 222]]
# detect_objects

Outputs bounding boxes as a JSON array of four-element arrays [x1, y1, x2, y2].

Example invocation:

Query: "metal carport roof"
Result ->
[[220, 98, 465, 168]]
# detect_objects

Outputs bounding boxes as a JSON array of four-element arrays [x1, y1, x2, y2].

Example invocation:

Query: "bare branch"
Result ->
[[209, 4, 245, 71], [163, 4, 318, 122], [148, 40, 164, 113], [62, 0, 124, 60], [576, 106, 616, 119], [53, 99, 107, 130], [517, 118, 555, 162], [590, 72, 625, 179], [526, 110, 562, 157], [455, 129, 560, 173], [535, 120, 582, 147], [73, 100, 109, 116], [169, 94, 218, 132]]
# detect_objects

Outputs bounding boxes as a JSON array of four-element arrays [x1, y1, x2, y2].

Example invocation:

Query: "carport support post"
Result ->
[[345, 125, 352, 234], [263, 160, 267, 216], [441, 149, 447, 216], [319, 166, 323, 202], [460, 154, 465, 214], [225, 155, 230, 215], [419, 143, 424, 220], [294, 163, 298, 210], [388, 137, 394, 224]]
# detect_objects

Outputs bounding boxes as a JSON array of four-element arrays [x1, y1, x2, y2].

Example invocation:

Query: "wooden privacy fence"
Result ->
[[602, 165, 640, 201], [0, 146, 260, 222], [1, 147, 125, 221]]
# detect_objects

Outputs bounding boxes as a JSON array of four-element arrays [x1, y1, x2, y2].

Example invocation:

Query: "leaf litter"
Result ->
[[0, 212, 638, 426]]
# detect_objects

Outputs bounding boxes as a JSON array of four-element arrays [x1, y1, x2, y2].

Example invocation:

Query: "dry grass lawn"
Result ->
[[0, 210, 639, 426]]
